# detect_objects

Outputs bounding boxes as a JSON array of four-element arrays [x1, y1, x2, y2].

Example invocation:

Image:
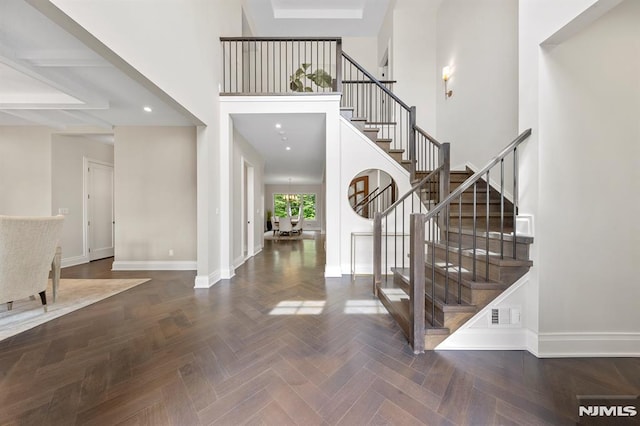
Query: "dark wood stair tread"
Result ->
[[447, 228, 533, 243], [429, 242, 533, 267]]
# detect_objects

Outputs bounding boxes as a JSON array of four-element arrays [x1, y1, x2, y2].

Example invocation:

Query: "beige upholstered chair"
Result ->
[[292, 216, 304, 234], [278, 216, 293, 236], [0, 215, 64, 312]]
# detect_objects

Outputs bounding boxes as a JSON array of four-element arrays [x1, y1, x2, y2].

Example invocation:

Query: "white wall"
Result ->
[[436, 0, 631, 354], [340, 118, 414, 274], [265, 183, 324, 232], [51, 134, 114, 265], [536, 0, 640, 356], [435, 0, 519, 170], [342, 37, 380, 77], [112, 127, 197, 269], [232, 128, 265, 267], [377, 2, 394, 71], [390, 0, 441, 132], [48, 0, 242, 286], [0, 127, 52, 216]]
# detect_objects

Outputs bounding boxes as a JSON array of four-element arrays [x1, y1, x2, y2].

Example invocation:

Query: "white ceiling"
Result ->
[[232, 113, 326, 185], [0, 0, 197, 128], [243, 0, 392, 36], [1, 0, 385, 185]]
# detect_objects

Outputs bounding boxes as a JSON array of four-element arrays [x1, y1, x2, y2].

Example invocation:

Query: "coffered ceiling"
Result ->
[[243, 0, 392, 36], [0, 0, 197, 128]]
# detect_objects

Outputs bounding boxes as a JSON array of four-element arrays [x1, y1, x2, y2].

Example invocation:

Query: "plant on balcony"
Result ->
[[289, 63, 333, 92]]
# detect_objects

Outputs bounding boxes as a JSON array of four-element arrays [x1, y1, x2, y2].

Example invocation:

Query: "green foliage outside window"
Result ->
[[274, 194, 316, 220]]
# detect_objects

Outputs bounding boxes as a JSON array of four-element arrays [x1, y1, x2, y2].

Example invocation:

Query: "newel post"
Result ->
[[373, 212, 382, 296], [410, 213, 425, 353], [439, 143, 450, 203]]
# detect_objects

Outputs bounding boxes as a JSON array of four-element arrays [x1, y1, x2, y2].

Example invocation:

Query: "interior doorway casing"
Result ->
[[241, 157, 255, 260], [83, 157, 114, 261]]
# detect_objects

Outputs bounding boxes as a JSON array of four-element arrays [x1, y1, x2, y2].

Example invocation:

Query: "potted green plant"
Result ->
[[266, 210, 273, 231], [289, 63, 333, 92]]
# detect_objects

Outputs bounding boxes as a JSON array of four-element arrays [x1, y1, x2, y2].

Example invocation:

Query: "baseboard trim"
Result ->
[[61, 255, 89, 268], [436, 328, 535, 351], [194, 271, 221, 288], [234, 255, 245, 269], [220, 268, 235, 279], [537, 332, 640, 358], [324, 265, 342, 277], [112, 260, 197, 271]]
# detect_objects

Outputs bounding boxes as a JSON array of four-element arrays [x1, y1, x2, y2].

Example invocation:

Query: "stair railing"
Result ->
[[379, 129, 531, 352], [219, 38, 442, 182], [220, 37, 342, 94], [341, 52, 441, 180], [355, 182, 395, 218]]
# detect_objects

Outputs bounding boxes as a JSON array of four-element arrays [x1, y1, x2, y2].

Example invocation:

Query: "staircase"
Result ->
[[374, 130, 533, 352], [338, 48, 533, 352], [340, 106, 414, 173], [218, 36, 534, 353]]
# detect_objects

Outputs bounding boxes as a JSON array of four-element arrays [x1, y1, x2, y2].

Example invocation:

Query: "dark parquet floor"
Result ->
[[0, 234, 638, 425]]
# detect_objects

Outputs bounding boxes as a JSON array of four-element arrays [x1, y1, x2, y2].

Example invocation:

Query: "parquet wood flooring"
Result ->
[[0, 235, 638, 425]]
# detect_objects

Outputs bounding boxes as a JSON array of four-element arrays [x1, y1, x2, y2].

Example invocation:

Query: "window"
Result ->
[[274, 193, 316, 220]]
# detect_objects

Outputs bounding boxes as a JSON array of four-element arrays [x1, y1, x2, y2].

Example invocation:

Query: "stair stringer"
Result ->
[[434, 271, 538, 354]]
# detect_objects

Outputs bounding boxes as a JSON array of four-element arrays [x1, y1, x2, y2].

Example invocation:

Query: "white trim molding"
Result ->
[[61, 254, 89, 268], [436, 275, 535, 352], [538, 332, 640, 358], [234, 254, 245, 269], [220, 268, 235, 280], [112, 260, 196, 271], [194, 270, 221, 288], [324, 265, 342, 277]]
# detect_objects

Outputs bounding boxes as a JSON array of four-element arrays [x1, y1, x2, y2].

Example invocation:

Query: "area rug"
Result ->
[[0, 278, 149, 342], [263, 230, 317, 241]]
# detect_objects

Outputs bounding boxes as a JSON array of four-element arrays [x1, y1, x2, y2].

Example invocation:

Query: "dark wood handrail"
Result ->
[[414, 125, 442, 148], [220, 37, 341, 42], [341, 51, 412, 111], [380, 166, 442, 217], [342, 80, 397, 84], [356, 183, 394, 213], [354, 187, 381, 209], [421, 128, 532, 222]]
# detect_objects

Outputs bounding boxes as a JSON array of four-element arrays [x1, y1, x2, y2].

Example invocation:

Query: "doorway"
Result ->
[[84, 158, 114, 261], [242, 159, 255, 259]]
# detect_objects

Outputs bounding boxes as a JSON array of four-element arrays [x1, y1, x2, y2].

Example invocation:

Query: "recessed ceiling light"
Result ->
[[275, 123, 282, 129], [279, 130, 286, 135], [286, 146, 291, 151], [282, 136, 288, 141], [143, 106, 152, 112]]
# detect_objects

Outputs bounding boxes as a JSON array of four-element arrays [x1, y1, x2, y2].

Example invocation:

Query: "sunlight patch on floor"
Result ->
[[344, 299, 388, 314], [269, 300, 326, 315]]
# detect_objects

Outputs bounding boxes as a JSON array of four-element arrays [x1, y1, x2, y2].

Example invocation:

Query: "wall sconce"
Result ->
[[442, 66, 453, 99]]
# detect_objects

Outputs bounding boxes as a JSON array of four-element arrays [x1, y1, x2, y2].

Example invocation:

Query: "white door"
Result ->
[[241, 160, 255, 259], [88, 161, 114, 260]]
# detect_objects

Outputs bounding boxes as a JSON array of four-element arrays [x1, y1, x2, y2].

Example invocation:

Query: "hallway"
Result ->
[[0, 235, 637, 425]]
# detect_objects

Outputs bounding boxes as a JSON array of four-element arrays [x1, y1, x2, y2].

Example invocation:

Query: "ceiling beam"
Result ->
[[0, 47, 110, 109], [59, 109, 113, 129], [2, 109, 66, 129]]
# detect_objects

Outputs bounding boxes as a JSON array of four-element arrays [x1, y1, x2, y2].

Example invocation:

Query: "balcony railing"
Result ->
[[220, 37, 342, 95]]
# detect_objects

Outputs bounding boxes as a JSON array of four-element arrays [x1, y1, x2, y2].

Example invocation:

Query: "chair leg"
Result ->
[[7, 301, 13, 311], [39, 291, 48, 313]]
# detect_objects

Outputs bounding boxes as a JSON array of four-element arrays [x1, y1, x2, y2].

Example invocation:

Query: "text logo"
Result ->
[[579, 406, 638, 417]]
